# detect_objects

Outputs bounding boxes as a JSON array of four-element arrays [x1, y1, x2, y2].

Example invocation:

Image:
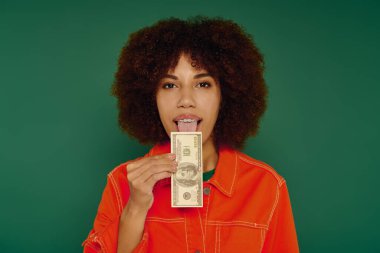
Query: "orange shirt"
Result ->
[[83, 142, 299, 253]]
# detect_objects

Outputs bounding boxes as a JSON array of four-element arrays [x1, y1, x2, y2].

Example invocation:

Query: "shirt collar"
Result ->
[[148, 141, 238, 197]]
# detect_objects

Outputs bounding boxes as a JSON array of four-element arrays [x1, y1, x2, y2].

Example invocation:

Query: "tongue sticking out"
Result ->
[[178, 121, 197, 132]]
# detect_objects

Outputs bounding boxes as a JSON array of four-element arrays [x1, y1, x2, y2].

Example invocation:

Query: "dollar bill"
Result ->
[[171, 132, 203, 207]]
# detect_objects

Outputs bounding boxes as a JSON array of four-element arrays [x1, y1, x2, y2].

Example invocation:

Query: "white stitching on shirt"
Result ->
[[260, 228, 266, 252], [207, 220, 268, 230], [197, 208, 207, 253], [146, 217, 184, 223], [204, 186, 212, 247], [267, 183, 280, 226], [217, 225, 221, 253], [83, 233, 101, 252], [211, 181, 231, 196], [238, 155, 283, 186], [108, 171, 122, 213], [209, 151, 238, 197], [184, 213, 190, 253], [96, 236, 107, 253], [228, 151, 238, 195], [214, 226, 221, 253], [238, 155, 286, 228], [214, 225, 218, 253]]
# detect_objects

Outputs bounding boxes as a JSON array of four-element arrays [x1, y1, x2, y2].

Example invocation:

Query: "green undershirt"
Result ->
[[203, 169, 215, 181]]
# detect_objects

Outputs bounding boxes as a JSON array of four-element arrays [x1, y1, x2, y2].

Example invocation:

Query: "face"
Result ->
[[156, 53, 221, 147]]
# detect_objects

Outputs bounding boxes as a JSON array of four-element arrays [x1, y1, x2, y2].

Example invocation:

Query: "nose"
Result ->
[[177, 86, 195, 108]]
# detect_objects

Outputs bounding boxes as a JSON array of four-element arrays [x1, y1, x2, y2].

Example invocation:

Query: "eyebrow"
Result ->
[[162, 73, 212, 80]]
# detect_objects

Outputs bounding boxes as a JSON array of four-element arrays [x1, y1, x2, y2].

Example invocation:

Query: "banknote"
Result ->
[[171, 132, 203, 207]]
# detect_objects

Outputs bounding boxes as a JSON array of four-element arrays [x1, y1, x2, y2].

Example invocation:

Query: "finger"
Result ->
[[128, 167, 173, 193], [127, 153, 176, 173], [127, 156, 176, 181], [127, 160, 176, 183], [145, 171, 173, 189], [133, 163, 176, 183]]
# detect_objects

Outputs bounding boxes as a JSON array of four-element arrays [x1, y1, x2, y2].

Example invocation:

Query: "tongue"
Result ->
[[178, 121, 197, 132]]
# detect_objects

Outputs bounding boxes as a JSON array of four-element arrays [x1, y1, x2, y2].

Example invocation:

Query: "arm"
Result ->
[[261, 181, 300, 253], [117, 153, 176, 253], [82, 174, 122, 253], [83, 153, 177, 253], [117, 202, 148, 253]]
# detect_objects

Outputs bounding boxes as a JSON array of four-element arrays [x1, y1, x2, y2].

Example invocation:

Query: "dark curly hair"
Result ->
[[111, 16, 267, 150]]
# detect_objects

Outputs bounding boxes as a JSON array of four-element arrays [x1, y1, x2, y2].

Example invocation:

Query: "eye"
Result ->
[[162, 83, 176, 89], [197, 82, 211, 88]]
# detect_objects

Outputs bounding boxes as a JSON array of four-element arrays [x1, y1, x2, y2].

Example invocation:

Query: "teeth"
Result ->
[[178, 119, 196, 123]]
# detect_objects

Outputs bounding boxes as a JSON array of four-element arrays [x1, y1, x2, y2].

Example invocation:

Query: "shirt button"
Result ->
[[195, 250, 201, 253], [203, 187, 210, 196]]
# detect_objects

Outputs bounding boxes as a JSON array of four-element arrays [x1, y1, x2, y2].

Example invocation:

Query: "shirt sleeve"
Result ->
[[82, 172, 149, 253], [261, 181, 300, 253]]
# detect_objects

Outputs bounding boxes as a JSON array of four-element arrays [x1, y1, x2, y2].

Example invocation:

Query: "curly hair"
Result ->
[[111, 16, 268, 150]]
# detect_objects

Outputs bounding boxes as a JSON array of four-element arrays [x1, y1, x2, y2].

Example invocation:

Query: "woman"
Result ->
[[83, 16, 299, 253]]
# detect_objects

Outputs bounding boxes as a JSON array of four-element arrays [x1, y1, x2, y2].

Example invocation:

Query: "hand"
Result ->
[[125, 153, 177, 212]]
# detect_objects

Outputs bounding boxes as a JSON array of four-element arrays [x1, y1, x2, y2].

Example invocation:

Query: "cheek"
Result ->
[[156, 99, 167, 123], [202, 98, 221, 130], [156, 96, 173, 125], [206, 94, 221, 116]]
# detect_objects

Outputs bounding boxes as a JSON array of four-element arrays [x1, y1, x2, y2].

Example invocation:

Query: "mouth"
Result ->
[[173, 114, 202, 132]]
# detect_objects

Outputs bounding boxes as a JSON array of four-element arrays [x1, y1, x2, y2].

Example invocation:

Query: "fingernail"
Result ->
[[168, 153, 176, 160]]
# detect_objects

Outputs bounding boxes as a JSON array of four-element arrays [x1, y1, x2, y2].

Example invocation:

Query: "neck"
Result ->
[[202, 139, 218, 172]]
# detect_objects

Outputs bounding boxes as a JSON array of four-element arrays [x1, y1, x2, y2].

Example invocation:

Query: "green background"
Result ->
[[1, 0, 379, 252]]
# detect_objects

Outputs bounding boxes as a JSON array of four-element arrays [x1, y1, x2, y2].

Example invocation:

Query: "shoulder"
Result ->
[[107, 161, 128, 182], [235, 150, 286, 187], [100, 155, 148, 211]]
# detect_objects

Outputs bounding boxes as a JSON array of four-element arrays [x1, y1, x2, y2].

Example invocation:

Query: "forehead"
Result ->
[[160, 52, 220, 84]]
